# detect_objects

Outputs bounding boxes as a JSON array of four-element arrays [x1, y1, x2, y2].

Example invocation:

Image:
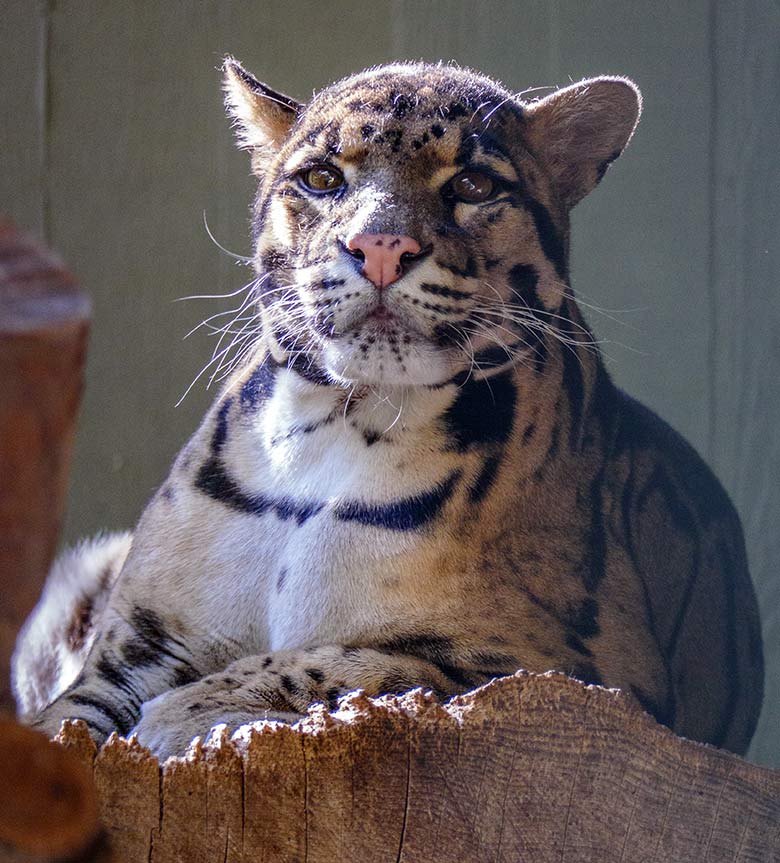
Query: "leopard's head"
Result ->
[[224, 59, 640, 388]]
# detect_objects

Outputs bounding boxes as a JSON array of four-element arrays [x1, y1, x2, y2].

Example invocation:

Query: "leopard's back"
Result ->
[[610, 391, 763, 752]]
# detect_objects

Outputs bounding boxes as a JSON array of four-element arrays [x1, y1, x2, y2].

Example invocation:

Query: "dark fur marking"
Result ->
[[122, 607, 200, 690], [524, 197, 567, 280], [569, 663, 603, 687], [95, 653, 143, 713], [262, 656, 273, 669], [321, 277, 345, 290], [419, 282, 471, 301], [95, 653, 126, 688], [708, 539, 742, 748], [195, 457, 325, 525], [334, 471, 461, 531], [561, 343, 585, 449], [568, 597, 601, 639], [438, 256, 478, 279], [471, 344, 515, 369], [277, 568, 288, 592], [374, 632, 471, 691], [130, 607, 168, 646], [69, 692, 132, 736], [375, 633, 453, 663], [212, 398, 234, 455], [631, 684, 672, 728], [433, 662, 476, 689], [172, 665, 200, 687], [326, 687, 341, 710], [565, 633, 593, 657], [280, 674, 305, 698], [443, 371, 516, 451], [430, 123, 445, 138], [66, 597, 94, 651], [305, 668, 325, 684], [379, 673, 416, 693], [363, 430, 381, 446], [391, 92, 414, 119], [469, 455, 500, 503], [121, 637, 163, 667], [508, 264, 548, 373], [469, 650, 517, 674], [633, 460, 703, 680], [287, 353, 332, 387], [508, 263, 540, 308], [240, 359, 277, 411]]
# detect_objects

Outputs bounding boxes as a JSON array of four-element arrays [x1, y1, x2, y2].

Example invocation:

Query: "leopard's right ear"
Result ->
[[222, 57, 301, 152]]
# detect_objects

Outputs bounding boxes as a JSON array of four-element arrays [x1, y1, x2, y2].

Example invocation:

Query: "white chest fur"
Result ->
[[187, 367, 462, 651]]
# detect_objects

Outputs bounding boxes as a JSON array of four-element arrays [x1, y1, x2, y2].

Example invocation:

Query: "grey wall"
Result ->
[[2, 0, 778, 766]]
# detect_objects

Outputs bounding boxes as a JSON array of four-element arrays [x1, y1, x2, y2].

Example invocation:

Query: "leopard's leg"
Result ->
[[31, 598, 229, 744], [131, 645, 475, 759]]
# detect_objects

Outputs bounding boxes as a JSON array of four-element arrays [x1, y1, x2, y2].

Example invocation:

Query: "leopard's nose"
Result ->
[[346, 233, 423, 289]]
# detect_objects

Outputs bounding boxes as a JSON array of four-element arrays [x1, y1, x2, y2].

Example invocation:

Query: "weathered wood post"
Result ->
[[0, 218, 90, 711]]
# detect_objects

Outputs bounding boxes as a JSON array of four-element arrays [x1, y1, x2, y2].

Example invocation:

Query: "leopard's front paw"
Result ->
[[131, 686, 298, 760]]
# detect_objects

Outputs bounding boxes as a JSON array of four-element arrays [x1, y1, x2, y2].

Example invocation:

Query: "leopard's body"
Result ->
[[19, 60, 763, 759]]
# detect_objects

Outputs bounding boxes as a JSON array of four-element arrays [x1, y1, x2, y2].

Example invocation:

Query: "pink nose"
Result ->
[[347, 233, 422, 289]]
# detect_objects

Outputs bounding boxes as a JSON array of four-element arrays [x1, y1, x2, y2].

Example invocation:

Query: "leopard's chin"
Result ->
[[320, 330, 457, 387]]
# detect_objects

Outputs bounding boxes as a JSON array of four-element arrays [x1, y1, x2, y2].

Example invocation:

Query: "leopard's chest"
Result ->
[[215, 391, 461, 650]]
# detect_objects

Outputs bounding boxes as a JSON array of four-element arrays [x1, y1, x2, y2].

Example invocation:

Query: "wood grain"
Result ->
[[54, 672, 780, 863]]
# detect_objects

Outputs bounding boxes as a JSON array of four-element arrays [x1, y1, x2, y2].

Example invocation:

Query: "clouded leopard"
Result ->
[[16, 59, 763, 759]]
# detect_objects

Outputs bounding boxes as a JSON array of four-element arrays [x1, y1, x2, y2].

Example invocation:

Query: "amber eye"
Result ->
[[300, 164, 345, 194], [449, 170, 495, 203]]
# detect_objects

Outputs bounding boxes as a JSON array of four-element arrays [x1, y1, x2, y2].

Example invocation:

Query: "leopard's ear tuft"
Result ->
[[222, 57, 301, 153], [523, 76, 641, 209]]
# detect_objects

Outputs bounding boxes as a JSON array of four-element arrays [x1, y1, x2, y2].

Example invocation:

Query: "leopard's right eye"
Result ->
[[299, 164, 345, 194]]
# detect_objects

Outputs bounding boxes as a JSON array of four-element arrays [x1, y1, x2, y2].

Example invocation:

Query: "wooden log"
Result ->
[[0, 218, 90, 711], [53, 672, 780, 863]]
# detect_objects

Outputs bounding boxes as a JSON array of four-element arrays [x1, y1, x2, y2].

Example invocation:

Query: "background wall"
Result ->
[[2, 0, 777, 766]]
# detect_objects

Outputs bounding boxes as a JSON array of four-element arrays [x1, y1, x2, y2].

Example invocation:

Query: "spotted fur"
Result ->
[[23, 60, 762, 759]]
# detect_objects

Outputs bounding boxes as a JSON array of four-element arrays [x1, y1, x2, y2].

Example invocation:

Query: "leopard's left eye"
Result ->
[[448, 170, 495, 203], [299, 164, 345, 194]]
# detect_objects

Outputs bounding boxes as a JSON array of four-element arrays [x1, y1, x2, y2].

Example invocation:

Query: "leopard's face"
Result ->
[[248, 66, 567, 387], [224, 61, 640, 387]]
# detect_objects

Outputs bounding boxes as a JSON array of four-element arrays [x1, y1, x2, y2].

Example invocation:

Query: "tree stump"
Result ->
[[0, 219, 90, 712], [55, 672, 780, 863]]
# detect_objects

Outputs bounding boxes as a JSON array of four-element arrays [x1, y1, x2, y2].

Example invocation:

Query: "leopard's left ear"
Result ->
[[523, 76, 641, 209], [222, 57, 302, 153]]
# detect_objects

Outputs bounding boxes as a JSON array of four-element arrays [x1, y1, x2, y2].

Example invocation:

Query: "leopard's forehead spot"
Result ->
[[285, 63, 522, 169]]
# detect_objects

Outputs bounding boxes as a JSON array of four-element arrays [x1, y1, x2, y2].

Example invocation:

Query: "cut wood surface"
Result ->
[[0, 218, 91, 711], [55, 672, 780, 863]]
